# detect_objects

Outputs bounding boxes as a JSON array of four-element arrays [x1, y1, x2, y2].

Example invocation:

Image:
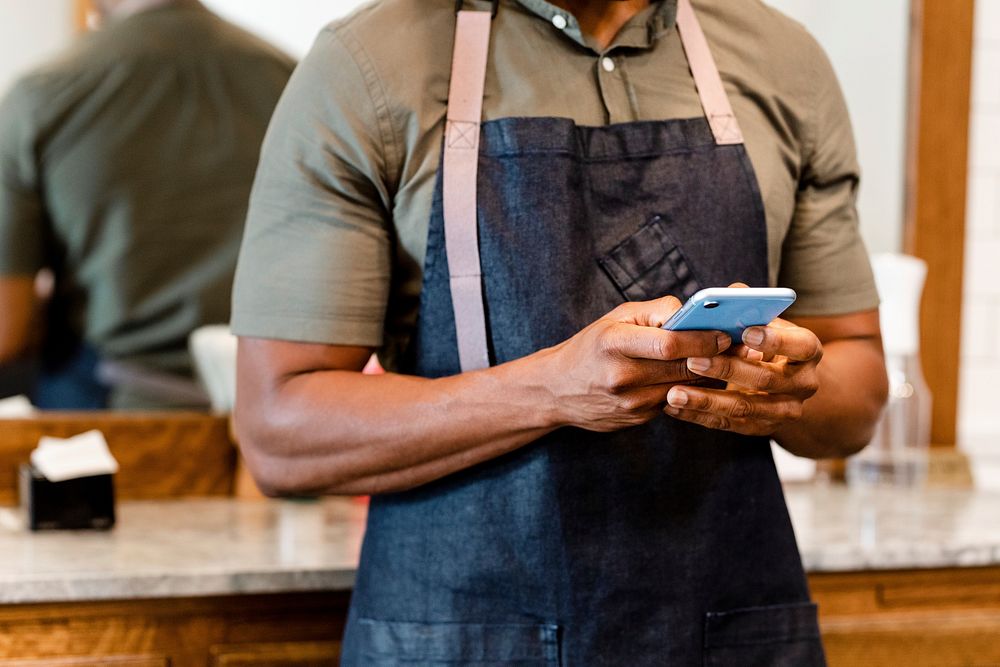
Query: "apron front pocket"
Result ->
[[598, 214, 702, 303], [355, 618, 560, 666], [703, 602, 826, 667]]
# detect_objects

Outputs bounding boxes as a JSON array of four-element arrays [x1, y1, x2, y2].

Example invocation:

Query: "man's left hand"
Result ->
[[663, 318, 823, 436]]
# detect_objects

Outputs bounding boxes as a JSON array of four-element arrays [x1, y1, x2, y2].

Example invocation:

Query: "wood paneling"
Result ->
[[822, 611, 1000, 667], [0, 569, 999, 664], [0, 413, 236, 506], [211, 641, 341, 667], [1, 657, 168, 667], [904, 0, 977, 447], [811, 566, 1000, 667], [0, 592, 350, 667]]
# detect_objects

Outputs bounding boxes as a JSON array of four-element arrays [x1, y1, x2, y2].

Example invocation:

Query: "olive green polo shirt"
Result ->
[[0, 1, 294, 377], [232, 0, 880, 370]]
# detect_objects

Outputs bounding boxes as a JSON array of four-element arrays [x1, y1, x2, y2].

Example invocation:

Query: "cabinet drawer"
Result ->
[[211, 641, 341, 667]]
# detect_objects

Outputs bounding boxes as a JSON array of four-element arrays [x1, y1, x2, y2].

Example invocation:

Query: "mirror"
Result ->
[[0, 0, 367, 410]]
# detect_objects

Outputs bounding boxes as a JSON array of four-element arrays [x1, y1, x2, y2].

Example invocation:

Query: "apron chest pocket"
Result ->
[[598, 215, 701, 303], [703, 602, 826, 667], [356, 618, 560, 666]]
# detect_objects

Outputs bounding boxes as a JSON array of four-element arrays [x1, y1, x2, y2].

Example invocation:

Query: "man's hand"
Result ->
[[236, 294, 732, 495], [538, 295, 731, 432], [663, 318, 822, 436]]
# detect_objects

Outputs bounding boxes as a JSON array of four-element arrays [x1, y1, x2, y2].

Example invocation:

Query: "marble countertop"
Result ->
[[787, 484, 1000, 573], [0, 497, 367, 604], [4, 484, 1000, 604]]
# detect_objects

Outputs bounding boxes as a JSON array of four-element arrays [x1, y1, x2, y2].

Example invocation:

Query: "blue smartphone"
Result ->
[[661, 287, 796, 342]]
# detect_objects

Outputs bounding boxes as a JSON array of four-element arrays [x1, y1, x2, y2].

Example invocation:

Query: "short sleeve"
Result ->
[[777, 48, 880, 318], [0, 81, 47, 277], [231, 26, 395, 346]]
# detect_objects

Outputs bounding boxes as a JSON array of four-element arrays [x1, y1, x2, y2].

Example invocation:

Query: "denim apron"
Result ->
[[341, 1, 826, 664]]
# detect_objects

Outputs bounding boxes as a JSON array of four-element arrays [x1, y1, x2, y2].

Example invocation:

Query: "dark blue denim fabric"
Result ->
[[32, 344, 110, 410], [341, 116, 826, 666]]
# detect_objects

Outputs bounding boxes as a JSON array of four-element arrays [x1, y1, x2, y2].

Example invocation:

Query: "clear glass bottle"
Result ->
[[847, 352, 931, 486], [846, 254, 931, 488]]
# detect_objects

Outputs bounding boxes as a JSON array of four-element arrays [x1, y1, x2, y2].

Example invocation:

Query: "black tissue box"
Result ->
[[19, 463, 116, 531]]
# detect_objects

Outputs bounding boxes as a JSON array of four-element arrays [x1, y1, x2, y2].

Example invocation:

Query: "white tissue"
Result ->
[[30, 430, 119, 482], [0, 395, 35, 417]]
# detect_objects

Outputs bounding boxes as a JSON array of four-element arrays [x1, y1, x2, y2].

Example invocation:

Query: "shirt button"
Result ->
[[601, 56, 615, 72], [552, 14, 567, 30]]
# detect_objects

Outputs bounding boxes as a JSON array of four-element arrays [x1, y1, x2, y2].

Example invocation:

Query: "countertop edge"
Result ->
[[0, 568, 358, 605]]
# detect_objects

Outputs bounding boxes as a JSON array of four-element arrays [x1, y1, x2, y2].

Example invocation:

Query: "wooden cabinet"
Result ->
[[0, 592, 349, 667], [211, 641, 340, 667], [811, 566, 1000, 667], [2, 569, 1000, 664], [1, 658, 167, 667]]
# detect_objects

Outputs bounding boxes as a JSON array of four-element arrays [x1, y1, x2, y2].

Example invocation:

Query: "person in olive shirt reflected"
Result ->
[[0, 0, 293, 409]]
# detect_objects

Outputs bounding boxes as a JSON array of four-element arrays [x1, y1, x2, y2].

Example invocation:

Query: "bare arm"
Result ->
[[664, 308, 888, 459], [772, 310, 887, 457], [0, 276, 37, 364], [235, 296, 730, 496]]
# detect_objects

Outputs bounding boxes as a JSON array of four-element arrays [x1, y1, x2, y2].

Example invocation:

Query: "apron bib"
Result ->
[[342, 1, 826, 664]]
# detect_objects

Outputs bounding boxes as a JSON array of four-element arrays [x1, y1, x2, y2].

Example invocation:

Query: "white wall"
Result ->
[[201, 0, 368, 59], [766, 0, 911, 255], [0, 0, 75, 96], [959, 0, 1000, 444]]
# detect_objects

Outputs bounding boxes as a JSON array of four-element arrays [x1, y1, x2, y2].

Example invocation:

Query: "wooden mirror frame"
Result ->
[[905, 0, 976, 448]]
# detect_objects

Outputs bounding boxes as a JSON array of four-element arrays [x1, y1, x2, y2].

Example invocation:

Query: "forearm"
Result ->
[[773, 337, 887, 459], [0, 276, 38, 363], [236, 350, 561, 496]]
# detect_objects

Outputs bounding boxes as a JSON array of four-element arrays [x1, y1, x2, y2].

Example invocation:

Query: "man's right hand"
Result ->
[[534, 296, 731, 432]]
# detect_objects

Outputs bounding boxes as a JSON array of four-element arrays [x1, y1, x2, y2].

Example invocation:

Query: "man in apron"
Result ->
[[232, 0, 888, 663], [0, 0, 293, 409]]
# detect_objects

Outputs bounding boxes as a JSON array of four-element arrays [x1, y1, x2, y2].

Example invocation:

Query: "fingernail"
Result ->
[[716, 333, 731, 351], [687, 357, 711, 372], [667, 388, 688, 407], [664, 406, 680, 416], [743, 328, 765, 347]]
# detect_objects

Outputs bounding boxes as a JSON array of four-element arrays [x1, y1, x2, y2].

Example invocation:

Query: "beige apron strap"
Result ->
[[675, 0, 744, 145], [443, 10, 493, 372]]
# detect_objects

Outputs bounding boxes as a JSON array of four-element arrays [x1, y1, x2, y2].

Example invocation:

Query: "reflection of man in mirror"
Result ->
[[0, 0, 294, 409]]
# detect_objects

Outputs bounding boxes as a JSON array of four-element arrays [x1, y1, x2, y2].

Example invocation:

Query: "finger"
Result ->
[[663, 405, 777, 436], [741, 324, 822, 362], [613, 358, 703, 388], [610, 323, 731, 361], [608, 295, 684, 328], [665, 385, 803, 422], [684, 354, 791, 393], [727, 282, 750, 289], [728, 343, 768, 363]]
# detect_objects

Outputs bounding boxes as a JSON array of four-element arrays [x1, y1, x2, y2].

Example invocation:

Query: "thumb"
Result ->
[[608, 295, 683, 327]]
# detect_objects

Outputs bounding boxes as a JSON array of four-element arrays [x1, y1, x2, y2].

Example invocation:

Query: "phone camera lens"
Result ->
[[704, 301, 719, 309]]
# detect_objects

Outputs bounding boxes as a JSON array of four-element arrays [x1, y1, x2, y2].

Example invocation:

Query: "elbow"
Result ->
[[234, 407, 312, 497], [845, 361, 890, 457], [234, 402, 364, 497], [814, 369, 890, 459]]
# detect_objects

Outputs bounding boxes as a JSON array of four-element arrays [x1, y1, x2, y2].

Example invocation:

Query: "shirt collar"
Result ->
[[513, 0, 678, 52]]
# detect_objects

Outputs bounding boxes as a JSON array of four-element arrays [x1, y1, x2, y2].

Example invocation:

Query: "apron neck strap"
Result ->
[[443, 9, 494, 371], [675, 0, 744, 145]]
